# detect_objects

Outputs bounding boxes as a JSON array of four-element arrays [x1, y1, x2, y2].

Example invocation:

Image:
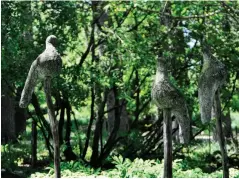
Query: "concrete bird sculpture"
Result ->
[[198, 44, 227, 123], [152, 56, 190, 144], [19, 35, 62, 108]]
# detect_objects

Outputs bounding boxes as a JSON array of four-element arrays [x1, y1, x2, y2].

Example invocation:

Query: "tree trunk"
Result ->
[[98, 87, 121, 163], [106, 89, 115, 134], [58, 100, 65, 145], [15, 87, 27, 137], [214, 90, 229, 178], [64, 99, 77, 161], [119, 101, 130, 133], [31, 118, 37, 168], [234, 127, 239, 153], [82, 87, 95, 159], [1, 82, 16, 143], [135, 69, 140, 123], [172, 120, 179, 143], [213, 110, 232, 141], [106, 89, 129, 136], [90, 90, 107, 167], [44, 77, 60, 178], [31, 93, 53, 158], [223, 111, 232, 138], [90, 2, 109, 167], [163, 108, 172, 178]]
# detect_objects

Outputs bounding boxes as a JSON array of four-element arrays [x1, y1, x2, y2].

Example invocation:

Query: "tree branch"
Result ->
[[78, 26, 94, 68], [220, 2, 239, 23], [222, 72, 238, 112], [137, 6, 221, 20]]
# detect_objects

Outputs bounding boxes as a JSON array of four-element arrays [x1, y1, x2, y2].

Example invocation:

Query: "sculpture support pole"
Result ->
[[44, 77, 61, 178], [214, 90, 229, 178], [31, 118, 37, 168], [163, 108, 172, 178]]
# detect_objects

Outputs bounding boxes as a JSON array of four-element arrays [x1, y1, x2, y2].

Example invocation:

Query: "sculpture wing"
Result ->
[[198, 55, 227, 124], [198, 72, 215, 123], [19, 56, 41, 108], [152, 80, 182, 109], [153, 80, 191, 144], [169, 83, 190, 144]]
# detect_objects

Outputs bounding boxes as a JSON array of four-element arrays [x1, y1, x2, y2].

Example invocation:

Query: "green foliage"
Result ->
[[103, 155, 239, 178], [31, 160, 101, 178], [231, 95, 239, 112], [231, 112, 239, 129], [173, 159, 239, 178], [104, 155, 163, 178], [1, 144, 19, 171], [1, 137, 31, 172], [12, 141, 239, 178]]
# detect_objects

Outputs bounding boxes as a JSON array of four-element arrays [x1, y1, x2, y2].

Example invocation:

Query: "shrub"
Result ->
[[103, 155, 163, 178]]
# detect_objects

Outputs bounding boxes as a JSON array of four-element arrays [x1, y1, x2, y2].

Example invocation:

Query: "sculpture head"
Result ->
[[157, 53, 171, 73], [200, 38, 214, 61], [46, 35, 57, 47], [202, 44, 213, 61]]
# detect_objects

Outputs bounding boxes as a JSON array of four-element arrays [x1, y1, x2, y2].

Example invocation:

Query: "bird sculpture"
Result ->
[[151, 56, 190, 144], [19, 35, 62, 108], [198, 44, 227, 123]]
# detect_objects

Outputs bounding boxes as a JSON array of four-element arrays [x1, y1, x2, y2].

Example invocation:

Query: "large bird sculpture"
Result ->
[[152, 56, 190, 144], [198, 44, 227, 123], [19, 35, 62, 108]]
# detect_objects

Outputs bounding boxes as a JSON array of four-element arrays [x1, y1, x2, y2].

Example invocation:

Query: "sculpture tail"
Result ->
[[19, 61, 38, 108], [198, 86, 214, 124], [174, 105, 191, 144]]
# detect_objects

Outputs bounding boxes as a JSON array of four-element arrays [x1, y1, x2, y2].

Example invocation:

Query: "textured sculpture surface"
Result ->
[[198, 45, 227, 123], [152, 56, 190, 144], [19, 35, 62, 108]]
